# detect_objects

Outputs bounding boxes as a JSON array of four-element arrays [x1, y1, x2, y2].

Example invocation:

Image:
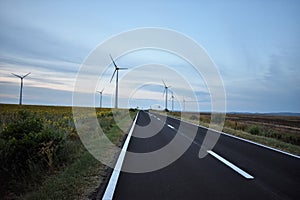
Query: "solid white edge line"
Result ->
[[165, 114, 300, 159], [102, 112, 139, 200], [207, 150, 254, 179]]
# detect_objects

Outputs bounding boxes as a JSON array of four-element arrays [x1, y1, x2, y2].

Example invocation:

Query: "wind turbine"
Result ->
[[97, 88, 104, 108], [162, 80, 171, 111], [170, 91, 175, 112], [182, 96, 186, 112], [11, 72, 31, 105], [109, 54, 127, 108]]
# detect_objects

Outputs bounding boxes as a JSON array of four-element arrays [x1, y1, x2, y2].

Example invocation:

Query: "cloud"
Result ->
[[0, 56, 77, 92], [264, 53, 300, 90], [0, 16, 88, 63]]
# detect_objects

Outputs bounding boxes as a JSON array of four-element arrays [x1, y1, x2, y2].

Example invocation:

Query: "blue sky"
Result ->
[[0, 0, 299, 112]]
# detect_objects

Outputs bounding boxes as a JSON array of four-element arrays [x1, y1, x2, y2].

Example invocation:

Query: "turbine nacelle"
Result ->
[[162, 80, 171, 111], [12, 72, 31, 79], [97, 88, 105, 94], [162, 80, 171, 97], [109, 54, 128, 108], [11, 72, 31, 105], [109, 54, 128, 83]]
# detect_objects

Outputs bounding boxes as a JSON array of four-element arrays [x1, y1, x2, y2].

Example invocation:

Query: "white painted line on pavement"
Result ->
[[102, 112, 139, 200], [207, 150, 254, 179], [157, 117, 161, 121], [220, 132, 300, 159], [166, 115, 300, 159], [167, 124, 175, 129]]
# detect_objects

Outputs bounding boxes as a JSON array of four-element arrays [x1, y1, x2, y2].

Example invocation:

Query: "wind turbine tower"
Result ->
[[97, 88, 104, 108], [183, 96, 186, 112], [170, 91, 174, 112], [162, 80, 171, 111], [109, 54, 127, 108], [11, 72, 31, 105]]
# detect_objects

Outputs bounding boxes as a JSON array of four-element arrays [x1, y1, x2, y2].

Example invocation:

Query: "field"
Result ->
[[0, 104, 136, 199], [1, 104, 299, 199], [168, 111, 300, 155]]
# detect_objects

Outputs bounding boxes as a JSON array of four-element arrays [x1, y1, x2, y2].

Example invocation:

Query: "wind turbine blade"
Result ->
[[11, 73, 22, 78], [162, 79, 167, 87], [101, 88, 105, 93], [22, 72, 31, 78], [170, 90, 174, 97], [118, 68, 128, 70], [110, 69, 117, 83], [109, 54, 118, 69], [162, 88, 166, 97]]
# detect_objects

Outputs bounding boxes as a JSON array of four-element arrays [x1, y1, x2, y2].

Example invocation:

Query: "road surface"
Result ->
[[103, 111, 300, 200]]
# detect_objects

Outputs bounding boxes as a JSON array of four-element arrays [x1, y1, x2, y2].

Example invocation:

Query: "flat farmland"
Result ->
[[225, 113, 300, 134]]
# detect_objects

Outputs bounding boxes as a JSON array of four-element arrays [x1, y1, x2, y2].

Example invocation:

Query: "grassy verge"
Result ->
[[165, 111, 300, 156], [23, 110, 136, 200], [222, 127, 300, 155], [23, 150, 103, 200], [0, 104, 137, 199]]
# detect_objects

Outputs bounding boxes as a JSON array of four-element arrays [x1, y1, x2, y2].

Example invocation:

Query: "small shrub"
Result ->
[[200, 116, 210, 123], [0, 110, 65, 182], [129, 108, 137, 112], [225, 120, 236, 130], [246, 125, 260, 135], [190, 115, 198, 121], [237, 123, 247, 131], [211, 113, 225, 124]]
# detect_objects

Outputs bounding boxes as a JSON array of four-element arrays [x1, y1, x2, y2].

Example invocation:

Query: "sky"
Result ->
[[0, 0, 299, 112]]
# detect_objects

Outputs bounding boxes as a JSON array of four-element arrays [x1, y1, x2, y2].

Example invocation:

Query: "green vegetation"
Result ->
[[0, 110, 64, 188], [246, 125, 260, 135], [222, 127, 300, 155], [167, 111, 300, 155], [0, 104, 136, 199]]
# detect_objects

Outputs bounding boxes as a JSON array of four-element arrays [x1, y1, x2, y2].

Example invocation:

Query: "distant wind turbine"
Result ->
[[97, 88, 104, 108], [109, 54, 127, 108], [11, 72, 31, 105], [182, 96, 186, 112], [162, 80, 171, 111], [170, 91, 174, 112]]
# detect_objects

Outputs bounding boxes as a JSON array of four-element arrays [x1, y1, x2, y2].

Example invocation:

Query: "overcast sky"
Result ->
[[0, 0, 299, 112]]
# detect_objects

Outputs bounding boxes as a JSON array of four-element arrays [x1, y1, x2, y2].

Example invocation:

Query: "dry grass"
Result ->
[[0, 104, 136, 199], [166, 111, 300, 156]]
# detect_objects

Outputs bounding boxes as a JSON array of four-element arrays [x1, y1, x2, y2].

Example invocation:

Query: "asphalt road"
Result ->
[[105, 111, 300, 200]]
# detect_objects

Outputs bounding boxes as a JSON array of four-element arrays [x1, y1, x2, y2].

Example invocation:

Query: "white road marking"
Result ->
[[167, 124, 175, 129], [152, 113, 254, 180], [162, 120, 254, 180], [207, 150, 254, 179], [220, 132, 300, 159], [102, 112, 139, 200], [166, 115, 300, 159], [157, 117, 160, 121]]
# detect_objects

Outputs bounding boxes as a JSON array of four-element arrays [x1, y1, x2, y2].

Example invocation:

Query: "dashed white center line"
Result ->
[[207, 150, 254, 179], [167, 124, 175, 129], [157, 118, 160, 121], [153, 113, 254, 180]]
